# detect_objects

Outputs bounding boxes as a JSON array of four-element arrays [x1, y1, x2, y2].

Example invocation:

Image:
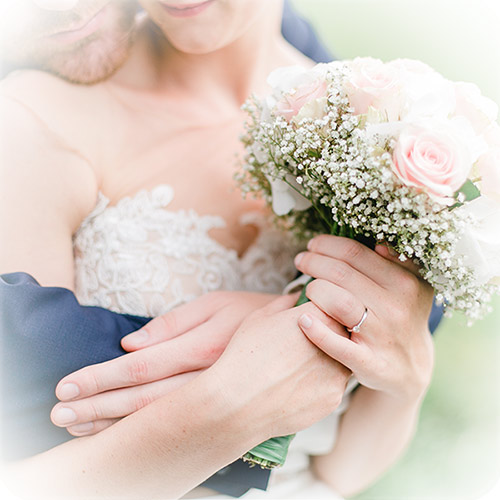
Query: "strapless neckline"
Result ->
[[73, 184, 301, 317], [90, 184, 242, 258]]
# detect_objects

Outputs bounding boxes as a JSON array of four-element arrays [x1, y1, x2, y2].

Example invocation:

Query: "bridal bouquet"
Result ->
[[237, 57, 500, 468]]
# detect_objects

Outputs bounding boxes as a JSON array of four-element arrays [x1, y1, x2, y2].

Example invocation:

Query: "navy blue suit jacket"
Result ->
[[0, 1, 443, 469]]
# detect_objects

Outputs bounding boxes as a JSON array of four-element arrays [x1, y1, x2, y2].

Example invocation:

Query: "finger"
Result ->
[[261, 292, 300, 314], [57, 330, 217, 400], [66, 418, 120, 437], [305, 235, 407, 289], [52, 371, 201, 428], [295, 252, 381, 302], [374, 244, 421, 278], [122, 293, 226, 351], [305, 278, 371, 333], [298, 313, 368, 372]]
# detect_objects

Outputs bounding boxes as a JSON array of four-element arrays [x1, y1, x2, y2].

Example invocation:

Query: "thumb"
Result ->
[[375, 244, 421, 278]]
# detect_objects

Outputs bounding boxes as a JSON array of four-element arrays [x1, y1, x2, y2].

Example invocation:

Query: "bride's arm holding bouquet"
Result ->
[[296, 236, 435, 497]]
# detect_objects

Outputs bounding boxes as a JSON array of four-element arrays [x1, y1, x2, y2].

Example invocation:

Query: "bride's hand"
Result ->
[[51, 291, 276, 436], [295, 235, 435, 403]]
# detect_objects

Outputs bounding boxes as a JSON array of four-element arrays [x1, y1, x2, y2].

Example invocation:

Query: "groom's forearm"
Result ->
[[0, 272, 151, 460], [4, 370, 261, 500]]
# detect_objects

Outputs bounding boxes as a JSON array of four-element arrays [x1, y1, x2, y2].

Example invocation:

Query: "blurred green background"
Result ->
[[290, 0, 500, 498]]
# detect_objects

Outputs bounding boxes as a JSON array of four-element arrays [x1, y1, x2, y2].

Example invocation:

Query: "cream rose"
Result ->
[[454, 82, 499, 136], [392, 123, 473, 202], [455, 195, 500, 285], [275, 78, 328, 122], [345, 57, 404, 121], [389, 58, 455, 120], [477, 148, 500, 202]]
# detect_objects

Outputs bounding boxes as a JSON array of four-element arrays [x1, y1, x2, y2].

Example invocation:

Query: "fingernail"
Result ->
[[58, 383, 80, 400], [124, 329, 149, 346], [299, 314, 312, 328], [307, 239, 314, 250], [388, 247, 399, 257], [70, 422, 94, 434], [52, 407, 77, 425], [294, 252, 305, 266]]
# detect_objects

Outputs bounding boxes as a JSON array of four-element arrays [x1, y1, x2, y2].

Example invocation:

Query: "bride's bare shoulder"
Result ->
[[276, 39, 318, 69], [0, 69, 110, 138]]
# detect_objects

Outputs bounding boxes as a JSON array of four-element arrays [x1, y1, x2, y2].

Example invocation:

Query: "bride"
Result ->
[[0, 0, 435, 498]]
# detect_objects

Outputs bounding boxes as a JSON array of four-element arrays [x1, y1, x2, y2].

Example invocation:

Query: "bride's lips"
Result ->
[[48, 4, 109, 44], [159, 0, 216, 18]]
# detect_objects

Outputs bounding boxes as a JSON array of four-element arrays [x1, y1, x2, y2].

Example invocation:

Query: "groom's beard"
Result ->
[[1, 0, 137, 84]]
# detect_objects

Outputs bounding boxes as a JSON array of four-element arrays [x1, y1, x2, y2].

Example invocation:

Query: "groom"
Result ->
[[0, 0, 358, 496]]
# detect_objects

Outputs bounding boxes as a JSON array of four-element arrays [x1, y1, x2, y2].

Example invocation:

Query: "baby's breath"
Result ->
[[238, 63, 498, 322]]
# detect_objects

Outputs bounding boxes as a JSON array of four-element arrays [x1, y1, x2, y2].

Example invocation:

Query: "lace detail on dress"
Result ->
[[73, 185, 300, 317]]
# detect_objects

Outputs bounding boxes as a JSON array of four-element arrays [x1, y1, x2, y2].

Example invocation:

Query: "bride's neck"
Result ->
[[112, 5, 291, 105]]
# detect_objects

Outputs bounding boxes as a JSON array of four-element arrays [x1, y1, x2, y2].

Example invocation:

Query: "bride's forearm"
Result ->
[[3, 372, 261, 500], [311, 385, 425, 498]]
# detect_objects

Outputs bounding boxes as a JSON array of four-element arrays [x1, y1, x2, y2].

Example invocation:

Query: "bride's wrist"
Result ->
[[371, 378, 430, 409]]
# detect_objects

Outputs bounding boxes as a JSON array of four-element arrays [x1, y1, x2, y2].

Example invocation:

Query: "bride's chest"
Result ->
[[73, 186, 300, 317], [100, 113, 259, 255]]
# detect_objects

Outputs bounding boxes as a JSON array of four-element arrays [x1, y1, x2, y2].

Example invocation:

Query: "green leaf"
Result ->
[[456, 180, 481, 202]]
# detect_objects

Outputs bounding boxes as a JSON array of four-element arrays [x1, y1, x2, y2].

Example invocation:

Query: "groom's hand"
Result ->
[[50, 291, 276, 436]]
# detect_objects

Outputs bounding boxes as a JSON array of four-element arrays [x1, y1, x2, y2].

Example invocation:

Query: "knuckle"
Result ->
[[81, 366, 103, 395], [193, 342, 223, 364], [328, 261, 349, 284], [87, 402, 103, 421], [397, 271, 419, 295], [391, 304, 409, 326], [127, 359, 150, 384], [337, 294, 357, 318], [133, 392, 155, 412], [343, 239, 363, 261]]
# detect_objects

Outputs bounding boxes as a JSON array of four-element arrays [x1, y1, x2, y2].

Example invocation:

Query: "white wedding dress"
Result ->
[[73, 185, 350, 500]]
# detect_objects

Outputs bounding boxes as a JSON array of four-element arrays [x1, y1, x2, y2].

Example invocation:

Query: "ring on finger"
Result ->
[[347, 308, 369, 334]]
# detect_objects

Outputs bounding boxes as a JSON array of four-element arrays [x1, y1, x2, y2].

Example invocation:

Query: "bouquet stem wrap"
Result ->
[[242, 281, 313, 469]]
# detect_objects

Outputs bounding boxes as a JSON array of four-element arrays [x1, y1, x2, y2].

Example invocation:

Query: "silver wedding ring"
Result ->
[[347, 308, 368, 334]]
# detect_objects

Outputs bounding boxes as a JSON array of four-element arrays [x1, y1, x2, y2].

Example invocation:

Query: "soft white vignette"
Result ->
[[289, 1, 500, 499]]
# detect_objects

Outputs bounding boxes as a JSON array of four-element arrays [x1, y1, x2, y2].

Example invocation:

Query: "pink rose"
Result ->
[[345, 57, 404, 120], [392, 124, 472, 202], [275, 78, 328, 122]]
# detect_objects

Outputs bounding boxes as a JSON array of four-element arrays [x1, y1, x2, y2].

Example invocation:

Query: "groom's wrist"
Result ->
[[191, 368, 268, 454]]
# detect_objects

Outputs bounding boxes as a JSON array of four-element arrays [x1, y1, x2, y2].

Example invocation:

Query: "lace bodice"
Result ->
[[73, 185, 301, 316]]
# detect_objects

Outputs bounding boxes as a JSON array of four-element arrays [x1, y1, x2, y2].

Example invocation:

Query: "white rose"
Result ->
[[267, 63, 331, 95], [476, 148, 500, 202], [266, 174, 312, 216], [455, 195, 500, 285], [393, 60, 455, 120], [454, 81, 499, 136]]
